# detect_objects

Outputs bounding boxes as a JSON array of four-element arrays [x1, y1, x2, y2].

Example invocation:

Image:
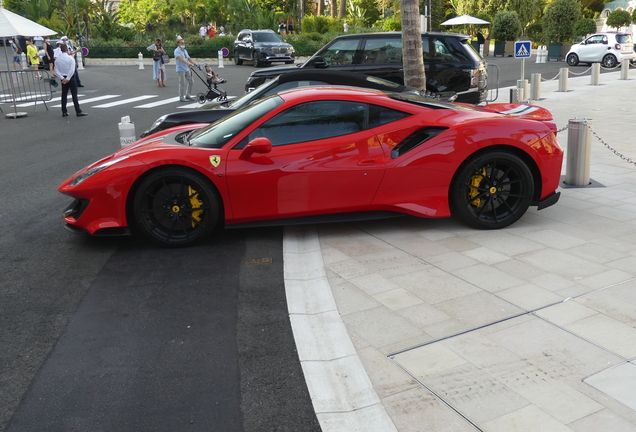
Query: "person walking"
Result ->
[[56, 44, 87, 117], [174, 38, 197, 102], [286, 16, 295, 36], [476, 29, 485, 56], [9, 39, 23, 71], [26, 38, 42, 79], [147, 38, 167, 87]]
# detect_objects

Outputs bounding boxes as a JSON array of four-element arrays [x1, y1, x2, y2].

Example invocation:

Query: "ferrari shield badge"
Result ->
[[209, 155, 221, 167]]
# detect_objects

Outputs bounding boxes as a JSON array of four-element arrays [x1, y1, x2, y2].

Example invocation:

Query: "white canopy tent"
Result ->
[[0, 2, 57, 118], [441, 15, 490, 26]]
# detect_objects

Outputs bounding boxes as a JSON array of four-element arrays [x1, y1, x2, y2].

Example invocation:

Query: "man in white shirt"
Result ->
[[56, 44, 87, 117]]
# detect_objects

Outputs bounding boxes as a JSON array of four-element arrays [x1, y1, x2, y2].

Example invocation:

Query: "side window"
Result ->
[[262, 80, 328, 97], [248, 101, 366, 146], [429, 37, 469, 62], [368, 104, 411, 129], [318, 39, 360, 65], [361, 38, 402, 64]]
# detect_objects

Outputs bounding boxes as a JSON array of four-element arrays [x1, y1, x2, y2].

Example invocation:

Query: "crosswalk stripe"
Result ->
[[134, 97, 181, 108], [51, 94, 120, 107], [15, 94, 88, 107], [177, 102, 202, 109], [92, 95, 157, 108]]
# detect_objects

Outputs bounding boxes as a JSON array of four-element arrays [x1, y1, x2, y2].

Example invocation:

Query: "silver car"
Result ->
[[566, 32, 635, 68]]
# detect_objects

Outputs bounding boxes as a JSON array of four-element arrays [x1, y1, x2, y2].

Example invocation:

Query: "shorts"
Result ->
[[13, 55, 21, 63]]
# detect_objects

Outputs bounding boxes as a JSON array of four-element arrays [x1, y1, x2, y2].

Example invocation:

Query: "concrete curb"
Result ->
[[283, 225, 397, 432]]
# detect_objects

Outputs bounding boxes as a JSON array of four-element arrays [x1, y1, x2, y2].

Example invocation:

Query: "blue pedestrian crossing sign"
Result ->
[[514, 41, 531, 58]]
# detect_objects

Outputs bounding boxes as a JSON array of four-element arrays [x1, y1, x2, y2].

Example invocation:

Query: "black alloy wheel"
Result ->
[[133, 168, 220, 246], [450, 151, 534, 229], [234, 51, 243, 65], [252, 51, 261, 67]]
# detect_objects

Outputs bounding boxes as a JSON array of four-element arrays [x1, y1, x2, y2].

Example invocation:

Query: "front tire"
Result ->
[[602, 54, 617, 68], [252, 51, 261, 67], [234, 51, 243, 65], [133, 168, 220, 246], [566, 53, 579, 66], [450, 151, 534, 229]]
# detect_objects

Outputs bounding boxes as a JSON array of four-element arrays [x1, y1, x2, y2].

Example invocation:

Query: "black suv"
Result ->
[[245, 32, 487, 104], [234, 29, 295, 67]]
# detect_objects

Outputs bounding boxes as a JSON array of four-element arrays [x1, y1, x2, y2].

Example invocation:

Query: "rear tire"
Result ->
[[450, 151, 534, 229], [602, 54, 617, 68]]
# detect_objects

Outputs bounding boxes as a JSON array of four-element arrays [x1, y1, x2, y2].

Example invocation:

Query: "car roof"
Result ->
[[332, 31, 470, 40], [276, 70, 410, 92]]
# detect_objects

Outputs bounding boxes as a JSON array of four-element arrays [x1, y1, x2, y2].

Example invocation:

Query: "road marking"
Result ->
[[92, 95, 157, 108], [134, 96, 181, 108], [51, 94, 120, 107]]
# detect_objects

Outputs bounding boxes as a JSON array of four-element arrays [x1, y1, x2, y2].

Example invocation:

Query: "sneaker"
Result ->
[[179, 98, 189, 102], [185, 96, 196, 101]]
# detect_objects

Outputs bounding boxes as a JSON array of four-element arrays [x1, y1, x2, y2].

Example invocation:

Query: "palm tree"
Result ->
[[401, 0, 426, 89]]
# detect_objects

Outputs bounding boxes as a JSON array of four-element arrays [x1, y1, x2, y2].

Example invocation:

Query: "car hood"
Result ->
[[117, 124, 207, 157], [255, 42, 292, 48], [248, 64, 301, 78]]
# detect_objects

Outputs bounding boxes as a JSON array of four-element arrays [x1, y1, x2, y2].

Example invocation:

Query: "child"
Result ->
[[205, 65, 226, 84]]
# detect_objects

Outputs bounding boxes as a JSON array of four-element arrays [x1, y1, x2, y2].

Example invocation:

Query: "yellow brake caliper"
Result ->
[[189, 186, 204, 227], [468, 167, 487, 208]]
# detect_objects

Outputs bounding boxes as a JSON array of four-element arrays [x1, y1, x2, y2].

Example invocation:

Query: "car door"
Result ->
[[578, 35, 607, 62], [236, 32, 251, 59], [225, 100, 386, 222], [354, 36, 404, 83]]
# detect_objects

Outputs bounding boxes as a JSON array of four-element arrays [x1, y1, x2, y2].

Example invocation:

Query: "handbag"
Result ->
[[161, 54, 170, 64], [153, 54, 161, 61]]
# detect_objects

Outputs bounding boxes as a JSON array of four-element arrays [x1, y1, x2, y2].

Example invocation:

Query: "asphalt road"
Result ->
[[0, 60, 319, 432]]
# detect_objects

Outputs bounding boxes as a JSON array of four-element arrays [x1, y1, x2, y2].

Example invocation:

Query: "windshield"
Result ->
[[253, 32, 282, 43], [190, 96, 284, 148]]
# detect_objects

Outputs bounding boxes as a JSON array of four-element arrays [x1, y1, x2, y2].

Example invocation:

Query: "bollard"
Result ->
[[621, 59, 629, 80], [138, 52, 144, 70], [516, 79, 526, 101], [558, 68, 568, 92], [510, 88, 518, 103], [118, 116, 136, 148], [565, 119, 592, 186], [591, 63, 600, 85], [76, 51, 84, 70], [530, 73, 541, 100], [218, 50, 224, 68]]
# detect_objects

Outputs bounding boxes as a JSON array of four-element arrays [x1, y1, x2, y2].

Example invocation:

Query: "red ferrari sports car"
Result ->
[[59, 87, 563, 246]]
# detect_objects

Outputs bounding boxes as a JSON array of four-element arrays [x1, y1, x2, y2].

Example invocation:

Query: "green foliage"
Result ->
[[633, 9, 636, 24], [526, 22, 546, 45], [573, 18, 597, 37], [606, 10, 632, 29], [491, 11, 522, 41], [382, 17, 401, 31], [301, 15, 333, 33], [542, 0, 581, 43]]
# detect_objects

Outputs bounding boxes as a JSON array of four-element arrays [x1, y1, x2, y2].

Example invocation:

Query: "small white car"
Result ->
[[566, 32, 635, 68]]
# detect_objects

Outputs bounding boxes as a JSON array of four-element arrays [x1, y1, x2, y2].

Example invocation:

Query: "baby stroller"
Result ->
[[190, 63, 228, 104]]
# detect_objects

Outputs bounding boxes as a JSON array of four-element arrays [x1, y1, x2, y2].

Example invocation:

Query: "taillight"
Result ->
[[615, 43, 621, 50]]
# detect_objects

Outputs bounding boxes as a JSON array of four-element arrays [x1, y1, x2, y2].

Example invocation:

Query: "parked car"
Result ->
[[565, 32, 635, 68], [141, 70, 424, 138], [234, 29, 295, 67], [59, 87, 562, 247], [244, 32, 488, 104]]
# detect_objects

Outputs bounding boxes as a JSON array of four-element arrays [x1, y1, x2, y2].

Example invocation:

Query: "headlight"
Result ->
[[150, 114, 168, 130], [71, 156, 129, 186]]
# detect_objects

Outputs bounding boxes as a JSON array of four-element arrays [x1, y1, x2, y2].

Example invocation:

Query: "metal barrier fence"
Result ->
[[0, 70, 54, 116]]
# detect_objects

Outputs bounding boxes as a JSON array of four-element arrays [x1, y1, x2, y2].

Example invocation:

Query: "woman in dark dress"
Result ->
[[42, 39, 56, 76]]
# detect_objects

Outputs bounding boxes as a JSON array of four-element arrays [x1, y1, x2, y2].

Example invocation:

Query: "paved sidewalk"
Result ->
[[285, 70, 636, 431]]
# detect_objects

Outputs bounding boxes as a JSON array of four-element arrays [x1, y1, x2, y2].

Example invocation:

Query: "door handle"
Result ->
[[358, 158, 375, 166]]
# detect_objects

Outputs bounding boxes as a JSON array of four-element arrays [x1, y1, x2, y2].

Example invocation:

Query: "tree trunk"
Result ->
[[401, 0, 426, 90], [317, 0, 323, 16], [339, 0, 346, 17], [330, 0, 336, 18]]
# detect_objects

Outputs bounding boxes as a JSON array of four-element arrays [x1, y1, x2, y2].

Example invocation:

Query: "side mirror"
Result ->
[[240, 137, 272, 160], [310, 56, 328, 68]]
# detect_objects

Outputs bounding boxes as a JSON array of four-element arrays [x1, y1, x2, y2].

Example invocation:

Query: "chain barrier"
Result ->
[[540, 70, 562, 81], [555, 121, 635, 166], [599, 63, 622, 71], [582, 120, 636, 166], [568, 66, 592, 76]]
